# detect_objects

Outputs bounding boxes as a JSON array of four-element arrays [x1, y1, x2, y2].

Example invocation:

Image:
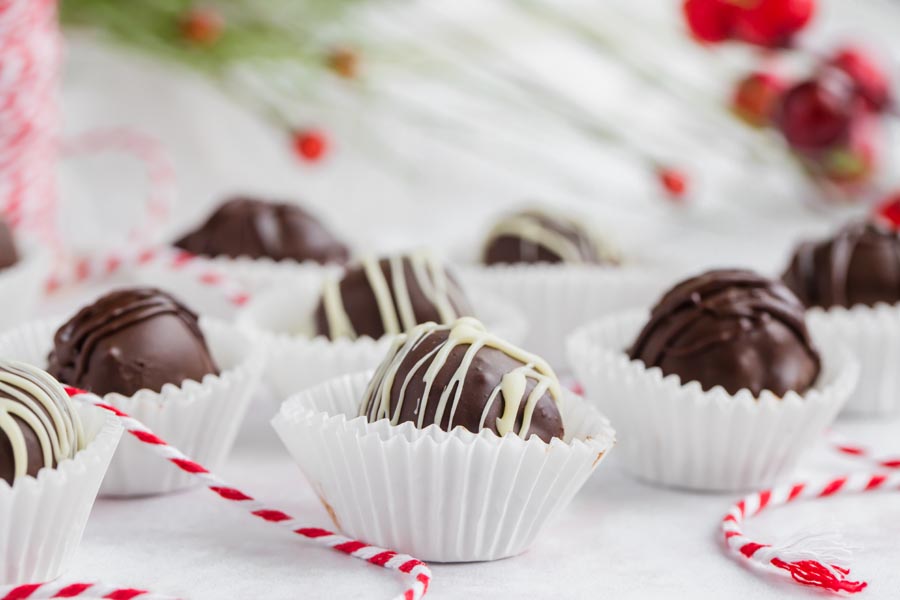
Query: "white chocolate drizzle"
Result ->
[[0, 361, 84, 482], [320, 251, 467, 340], [360, 318, 562, 439]]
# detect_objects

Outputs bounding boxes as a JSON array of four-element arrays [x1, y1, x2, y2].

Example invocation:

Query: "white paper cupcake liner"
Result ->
[[457, 263, 670, 370], [806, 302, 900, 417], [272, 371, 615, 563], [566, 311, 858, 492], [0, 246, 50, 333], [238, 286, 527, 404], [0, 404, 123, 584], [0, 318, 264, 496], [134, 253, 337, 318]]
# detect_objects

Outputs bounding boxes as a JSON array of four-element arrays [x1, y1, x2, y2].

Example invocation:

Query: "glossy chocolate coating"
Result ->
[[360, 321, 564, 442], [629, 269, 820, 396], [174, 197, 349, 264], [782, 221, 900, 309], [0, 218, 19, 271], [313, 254, 474, 340], [48, 288, 219, 397], [483, 209, 611, 265]]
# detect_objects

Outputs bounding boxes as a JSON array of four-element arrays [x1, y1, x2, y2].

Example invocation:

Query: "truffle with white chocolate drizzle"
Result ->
[[314, 252, 474, 340], [482, 208, 617, 265], [360, 318, 564, 442], [0, 361, 84, 485]]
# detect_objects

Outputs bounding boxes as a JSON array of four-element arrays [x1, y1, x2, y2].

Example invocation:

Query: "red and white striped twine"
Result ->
[[830, 433, 900, 471], [1, 581, 177, 600], [0, 0, 60, 246], [0, 387, 432, 600], [45, 245, 251, 308], [60, 128, 177, 247], [722, 469, 900, 594]]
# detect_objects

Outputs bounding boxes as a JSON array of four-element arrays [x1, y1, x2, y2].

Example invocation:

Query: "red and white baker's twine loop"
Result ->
[[722, 436, 900, 594], [0, 388, 432, 600], [59, 128, 177, 246], [45, 245, 251, 308]]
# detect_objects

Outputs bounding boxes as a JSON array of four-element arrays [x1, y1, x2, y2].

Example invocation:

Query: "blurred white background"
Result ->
[[59, 0, 900, 276]]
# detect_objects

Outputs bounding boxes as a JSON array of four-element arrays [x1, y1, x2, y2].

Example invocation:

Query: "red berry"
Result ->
[[731, 71, 786, 128], [292, 129, 328, 162], [734, 0, 816, 48], [683, 0, 738, 43], [776, 76, 857, 152], [658, 167, 689, 200], [875, 193, 900, 229], [829, 46, 891, 112], [180, 7, 224, 45]]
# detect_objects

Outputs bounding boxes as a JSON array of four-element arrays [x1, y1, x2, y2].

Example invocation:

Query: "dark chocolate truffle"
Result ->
[[48, 287, 219, 397], [482, 209, 615, 265], [0, 361, 83, 485], [174, 196, 349, 265], [782, 221, 900, 309], [0, 218, 19, 271], [314, 253, 474, 340], [360, 318, 564, 442], [628, 269, 820, 397]]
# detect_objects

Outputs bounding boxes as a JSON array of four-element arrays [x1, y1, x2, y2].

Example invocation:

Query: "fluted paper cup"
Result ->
[[0, 245, 50, 333], [457, 264, 668, 369], [134, 253, 337, 318], [0, 404, 123, 584], [807, 302, 900, 417], [0, 318, 263, 496], [567, 312, 858, 492], [272, 371, 615, 563], [238, 286, 527, 404]]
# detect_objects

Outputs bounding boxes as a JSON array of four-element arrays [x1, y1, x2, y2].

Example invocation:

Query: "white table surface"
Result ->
[[45, 1, 900, 597]]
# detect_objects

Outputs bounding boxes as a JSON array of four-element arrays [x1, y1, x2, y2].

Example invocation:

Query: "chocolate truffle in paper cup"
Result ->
[[783, 221, 900, 416], [140, 196, 349, 318], [273, 318, 615, 562], [0, 361, 123, 584], [174, 196, 349, 265], [457, 207, 667, 369], [239, 251, 526, 403], [0, 287, 263, 496], [567, 269, 858, 492]]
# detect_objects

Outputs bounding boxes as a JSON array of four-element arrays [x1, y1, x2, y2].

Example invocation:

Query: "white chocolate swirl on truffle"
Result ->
[[360, 318, 562, 438], [0, 361, 84, 483], [484, 208, 617, 264], [320, 252, 467, 340]]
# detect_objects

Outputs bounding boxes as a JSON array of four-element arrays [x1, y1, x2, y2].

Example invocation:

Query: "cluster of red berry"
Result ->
[[735, 47, 890, 190], [686, 0, 895, 196]]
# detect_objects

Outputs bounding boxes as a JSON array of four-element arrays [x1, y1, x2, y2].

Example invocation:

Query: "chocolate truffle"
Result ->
[[0, 218, 19, 271], [174, 196, 349, 264], [360, 318, 564, 442], [0, 361, 84, 485], [782, 221, 900, 309], [48, 287, 219, 397], [314, 253, 475, 340], [629, 269, 820, 396], [482, 209, 616, 265]]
